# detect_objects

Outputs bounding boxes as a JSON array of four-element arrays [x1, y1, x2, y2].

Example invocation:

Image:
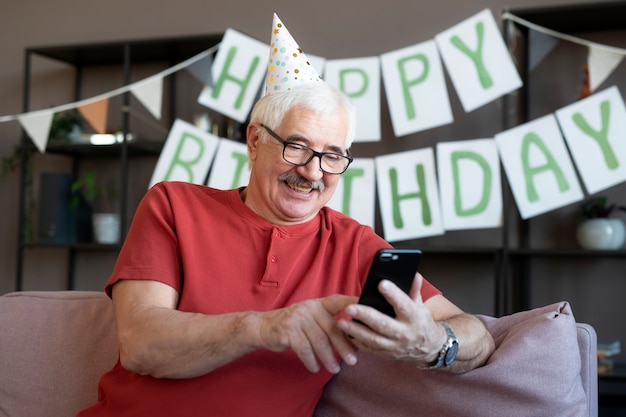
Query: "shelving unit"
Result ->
[[503, 0, 626, 314], [504, 2, 626, 414], [16, 34, 224, 290]]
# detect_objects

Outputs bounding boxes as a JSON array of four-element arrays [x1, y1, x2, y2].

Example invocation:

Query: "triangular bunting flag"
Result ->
[[17, 110, 54, 153], [588, 45, 624, 92], [130, 77, 163, 120], [528, 29, 559, 71], [78, 98, 109, 134], [186, 54, 213, 86]]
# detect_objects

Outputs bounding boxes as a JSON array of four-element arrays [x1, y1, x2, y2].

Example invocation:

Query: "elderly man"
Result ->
[[78, 15, 494, 417]]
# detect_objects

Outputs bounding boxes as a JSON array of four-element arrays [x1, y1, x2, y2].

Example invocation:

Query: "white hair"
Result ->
[[249, 82, 357, 149]]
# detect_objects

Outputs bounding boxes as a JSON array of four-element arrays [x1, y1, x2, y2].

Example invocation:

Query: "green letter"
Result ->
[[339, 68, 369, 99], [451, 151, 492, 216], [450, 21, 493, 89], [229, 151, 249, 189], [211, 46, 260, 109], [397, 54, 429, 120], [521, 133, 569, 202], [389, 165, 431, 228], [164, 132, 205, 182], [337, 167, 365, 215], [572, 100, 618, 170]]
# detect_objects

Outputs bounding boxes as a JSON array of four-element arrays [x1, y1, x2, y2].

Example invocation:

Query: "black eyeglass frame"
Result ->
[[260, 124, 353, 175]]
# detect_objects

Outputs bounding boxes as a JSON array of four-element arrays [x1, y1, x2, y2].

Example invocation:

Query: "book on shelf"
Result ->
[[598, 340, 621, 375], [598, 340, 621, 357]]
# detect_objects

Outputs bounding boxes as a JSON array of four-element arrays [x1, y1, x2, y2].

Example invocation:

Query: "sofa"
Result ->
[[0, 291, 597, 417]]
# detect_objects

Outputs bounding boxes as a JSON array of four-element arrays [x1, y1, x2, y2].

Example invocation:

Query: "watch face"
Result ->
[[444, 341, 458, 367]]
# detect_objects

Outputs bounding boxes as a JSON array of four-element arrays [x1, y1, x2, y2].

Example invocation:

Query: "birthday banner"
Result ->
[[2, 9, 626, 242], [152, 84, 626, 242]]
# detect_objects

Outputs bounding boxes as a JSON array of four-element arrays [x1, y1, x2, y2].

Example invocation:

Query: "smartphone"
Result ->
[[357, 249, 422, 317]]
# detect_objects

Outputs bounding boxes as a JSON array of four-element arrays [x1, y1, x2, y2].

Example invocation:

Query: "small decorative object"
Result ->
[[576, 196, 626, 250], [91, 212, 121, 244]]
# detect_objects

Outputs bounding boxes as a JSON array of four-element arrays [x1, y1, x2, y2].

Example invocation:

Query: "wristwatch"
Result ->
[[424, 321, 458, 369]]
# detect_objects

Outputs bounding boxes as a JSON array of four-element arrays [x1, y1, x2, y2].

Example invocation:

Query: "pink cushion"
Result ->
[[315, 301, 590, 417], [0, 291, 118, 417]]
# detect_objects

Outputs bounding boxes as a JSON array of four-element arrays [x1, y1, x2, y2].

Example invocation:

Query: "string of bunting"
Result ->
[[503, 12, 625, 91], [0, 10, 624, 151], [503, 12, 626, 55], [0, 44, 220, 152], [0, 44, 220, 124]]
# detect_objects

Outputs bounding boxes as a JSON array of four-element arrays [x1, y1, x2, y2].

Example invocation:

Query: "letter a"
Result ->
[[521, 133, 569, 202]]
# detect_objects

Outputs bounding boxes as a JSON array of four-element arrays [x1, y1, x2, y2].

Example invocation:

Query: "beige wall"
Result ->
[[0, 0, 603, 295]]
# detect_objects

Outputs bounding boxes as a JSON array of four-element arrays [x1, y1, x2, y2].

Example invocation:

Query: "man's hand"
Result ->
[[253, 294, 359, 374], [337, 273, 445, 364], [337, 273, 495, 373]]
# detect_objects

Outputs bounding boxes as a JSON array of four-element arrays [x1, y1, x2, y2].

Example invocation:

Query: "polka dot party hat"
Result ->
[[265, 13, 321, 96]]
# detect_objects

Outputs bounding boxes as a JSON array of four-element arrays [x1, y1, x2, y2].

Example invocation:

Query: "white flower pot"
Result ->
[[576, 218, 626, 250], [92, 213, 121, 244]]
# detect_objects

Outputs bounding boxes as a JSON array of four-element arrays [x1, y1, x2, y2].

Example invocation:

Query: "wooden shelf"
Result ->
[[27, 34, 223, 66], [508, 1, 626, 33], [46, 140, 164, 157], [23, 241, 119, 251]]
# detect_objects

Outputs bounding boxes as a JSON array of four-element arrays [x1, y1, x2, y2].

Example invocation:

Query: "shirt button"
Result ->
[[274, 232, 281, 238], [270, 256, 277, 263]]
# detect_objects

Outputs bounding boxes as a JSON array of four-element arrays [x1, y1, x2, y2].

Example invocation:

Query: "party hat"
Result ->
[[265, 13, 321, 96]]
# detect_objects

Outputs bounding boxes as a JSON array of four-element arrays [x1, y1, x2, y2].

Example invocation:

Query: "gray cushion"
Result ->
[[315, 301, 590, 417]]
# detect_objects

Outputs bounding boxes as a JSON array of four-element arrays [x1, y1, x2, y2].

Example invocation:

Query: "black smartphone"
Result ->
[[357, 249, 422, 317]]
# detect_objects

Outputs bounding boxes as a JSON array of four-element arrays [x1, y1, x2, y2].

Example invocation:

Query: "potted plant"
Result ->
[[576, 196, 626, 250], [71, 171, 120, 244], [48, 109, 85, 144]]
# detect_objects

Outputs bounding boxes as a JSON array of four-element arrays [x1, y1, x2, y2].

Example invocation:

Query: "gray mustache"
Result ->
[[278, 173, 325, 192]]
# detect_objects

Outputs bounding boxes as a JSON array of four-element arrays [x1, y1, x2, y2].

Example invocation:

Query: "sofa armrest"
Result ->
[[0, 291, 119, 417], [577, 323, 598, 417]]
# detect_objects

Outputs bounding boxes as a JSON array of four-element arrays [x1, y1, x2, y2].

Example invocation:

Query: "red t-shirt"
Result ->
[[79, 182, 441, 417]]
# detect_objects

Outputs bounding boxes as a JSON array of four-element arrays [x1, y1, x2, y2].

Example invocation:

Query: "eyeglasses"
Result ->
[[260, 124, 353, 175]]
